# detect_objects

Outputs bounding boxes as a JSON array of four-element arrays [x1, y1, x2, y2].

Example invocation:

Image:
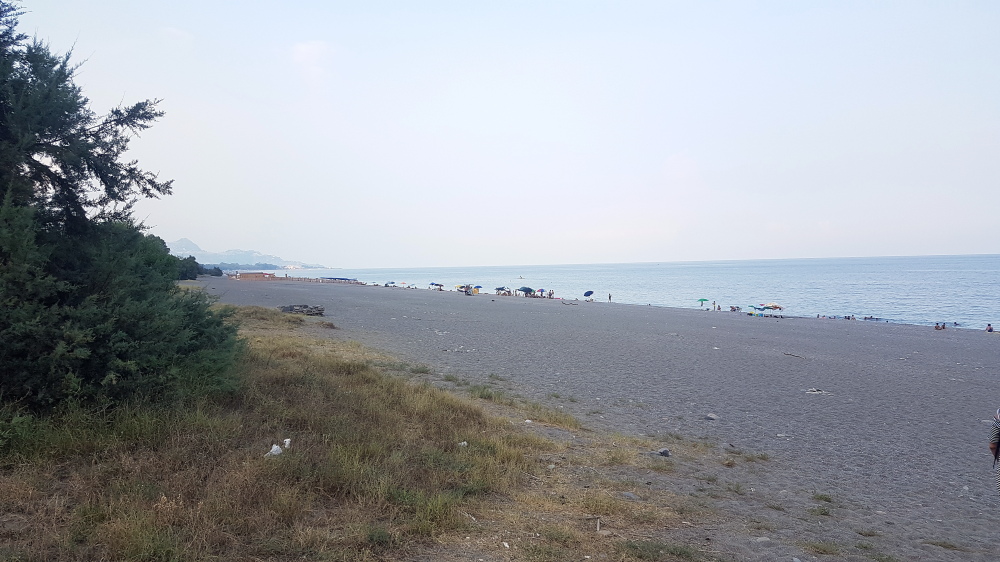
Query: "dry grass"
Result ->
[[0, 305, 732, 561]]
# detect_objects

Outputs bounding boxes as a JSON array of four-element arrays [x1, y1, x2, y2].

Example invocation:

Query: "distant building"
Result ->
[[231, 272, 275, 280]]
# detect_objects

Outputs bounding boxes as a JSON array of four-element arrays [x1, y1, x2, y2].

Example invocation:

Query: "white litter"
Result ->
[[283, 438, 291, 449], [265, 444, 282, 457]]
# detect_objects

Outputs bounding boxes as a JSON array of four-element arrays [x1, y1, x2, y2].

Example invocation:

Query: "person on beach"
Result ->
[[987, 324, 994, 332], [989, 409, 1000, 495], [608, 293, 612, 302]]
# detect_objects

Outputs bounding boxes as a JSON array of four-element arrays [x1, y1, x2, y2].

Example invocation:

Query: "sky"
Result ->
[[20, 1, 1000, 268]]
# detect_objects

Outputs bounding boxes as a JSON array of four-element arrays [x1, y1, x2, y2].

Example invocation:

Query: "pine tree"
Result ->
[[0, 2, 239, 409]]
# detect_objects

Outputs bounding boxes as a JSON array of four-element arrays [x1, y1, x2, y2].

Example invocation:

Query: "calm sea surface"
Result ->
[[261, 254, 1000, 329]]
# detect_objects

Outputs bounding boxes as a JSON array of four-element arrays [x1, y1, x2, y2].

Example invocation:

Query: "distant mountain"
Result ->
[[168, 238, 203, 255], [166, 239, 326, 269]]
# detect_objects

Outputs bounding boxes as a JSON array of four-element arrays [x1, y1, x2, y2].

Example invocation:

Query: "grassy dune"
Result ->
[[0, 306, 739, 561]]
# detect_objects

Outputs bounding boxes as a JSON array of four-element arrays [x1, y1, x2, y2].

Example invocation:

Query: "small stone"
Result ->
[[657, 447, 671, 457], [705, 413, 719, 421], [597, 530, 612, 537], [524, 419, 533, 424], [753, 537, 770, 543], [547, 464, 555, 469], [458, 441, 468, 447], [621, 492, 640, 500]]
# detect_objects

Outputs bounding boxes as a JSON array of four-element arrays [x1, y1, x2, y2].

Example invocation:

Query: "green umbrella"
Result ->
[[697, 298, 709, 305]]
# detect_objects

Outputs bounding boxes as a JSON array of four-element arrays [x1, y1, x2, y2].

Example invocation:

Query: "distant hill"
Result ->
[[166, 238, 326, 269]]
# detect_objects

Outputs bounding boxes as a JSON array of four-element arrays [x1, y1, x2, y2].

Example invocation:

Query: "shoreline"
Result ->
[[201, 276, 1000, 560], [240, 254, 1000, 329], [221, 275, 994, 331]]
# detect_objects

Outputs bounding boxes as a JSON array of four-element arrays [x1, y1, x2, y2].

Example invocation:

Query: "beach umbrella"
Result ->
[[518, 286, 534, 294], [763, 302, 784, 310], [474, 285, 482, 289], [495, 286, 508, 291], [697, 298, 709, 305], [584, 290, 594, 297]]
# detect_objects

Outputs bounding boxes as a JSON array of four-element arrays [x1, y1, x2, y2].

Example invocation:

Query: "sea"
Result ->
[[260, 254, 1000, 330]]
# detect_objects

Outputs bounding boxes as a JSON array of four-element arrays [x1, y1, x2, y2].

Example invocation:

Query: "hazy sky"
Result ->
[[21, 1, 999, 268]]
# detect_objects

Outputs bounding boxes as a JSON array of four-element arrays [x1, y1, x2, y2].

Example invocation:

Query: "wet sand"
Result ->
[[203, 277, 1000, 560]]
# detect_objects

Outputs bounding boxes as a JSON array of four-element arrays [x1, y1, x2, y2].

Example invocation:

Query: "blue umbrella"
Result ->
[[474, 285, 482, 289], [584, 290, 594, 297]]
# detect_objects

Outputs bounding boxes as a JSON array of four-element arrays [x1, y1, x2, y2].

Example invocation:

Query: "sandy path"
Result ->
[[204, 277, 1000, 560]]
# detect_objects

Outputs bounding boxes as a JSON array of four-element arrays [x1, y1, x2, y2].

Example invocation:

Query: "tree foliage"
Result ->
[[177, 255, 200, 280], [0, 2, 239, 409]]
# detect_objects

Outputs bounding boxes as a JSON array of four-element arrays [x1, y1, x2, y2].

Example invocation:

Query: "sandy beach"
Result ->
[[203, 277, 1000, 560]]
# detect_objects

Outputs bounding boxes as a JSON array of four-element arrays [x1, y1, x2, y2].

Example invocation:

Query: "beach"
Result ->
[[204, 277, 1000, 560]]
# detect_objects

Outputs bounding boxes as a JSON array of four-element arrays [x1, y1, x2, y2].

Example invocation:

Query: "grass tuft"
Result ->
[[522, 401, 581, 429], [620, 539, 701, 560], [923, 540, 967, 551]]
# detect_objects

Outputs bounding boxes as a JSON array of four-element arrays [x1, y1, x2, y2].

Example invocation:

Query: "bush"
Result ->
[[0, 204, 240, 408]]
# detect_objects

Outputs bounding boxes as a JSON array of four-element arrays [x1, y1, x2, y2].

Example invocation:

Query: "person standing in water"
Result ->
[[989, 408, 1000, 494], [608, 293, 612, 303]]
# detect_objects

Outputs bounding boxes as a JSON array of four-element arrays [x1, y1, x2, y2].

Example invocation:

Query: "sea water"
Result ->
[[261, 254, 1000, 329]]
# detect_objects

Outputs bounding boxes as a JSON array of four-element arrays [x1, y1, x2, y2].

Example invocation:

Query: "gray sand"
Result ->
[[203, 277, 1000, 560]]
